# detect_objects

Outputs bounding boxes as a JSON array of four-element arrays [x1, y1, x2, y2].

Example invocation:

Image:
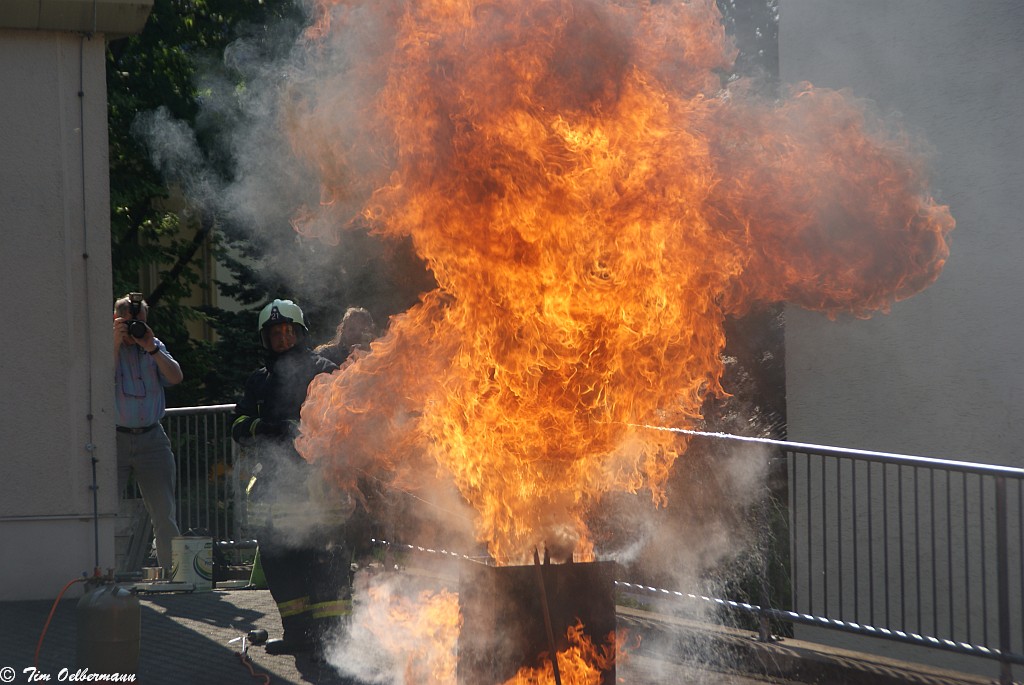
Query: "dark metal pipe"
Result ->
[[836, 457, 842, 618], [90, 451, 99, 569], [822, 456, 828, 615], [852, 459, 859, 626], [963, 474, 971, 644], [883, 463, 890, 628], [898, 466, 905, 629], [805, 452, 812, 616], [929, 468, 936, 638], [756, 450, 775, 643], [787, 452, 798, 620], [981, 475, 990, 647], [947, 472, 954, 639], [914, 466, 921, 634], [868, 460, 875, 628], [996, 477, 1012, 685], [533, 548, 562, 685]]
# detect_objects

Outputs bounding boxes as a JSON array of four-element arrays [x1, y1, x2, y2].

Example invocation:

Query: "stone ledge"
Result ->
[[617, 605, 996, 685]]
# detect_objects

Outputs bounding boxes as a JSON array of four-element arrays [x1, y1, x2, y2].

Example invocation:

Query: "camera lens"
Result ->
[[128, 320, 147, 338]]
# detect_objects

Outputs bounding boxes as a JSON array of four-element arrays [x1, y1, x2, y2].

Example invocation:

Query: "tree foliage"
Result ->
[[108, 0, 292, 405], [105, 0, 776, 413], [106, 0, 433, 406]]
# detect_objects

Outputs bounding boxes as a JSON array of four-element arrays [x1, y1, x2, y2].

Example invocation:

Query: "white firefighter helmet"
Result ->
[[258, 299, 308, 349]]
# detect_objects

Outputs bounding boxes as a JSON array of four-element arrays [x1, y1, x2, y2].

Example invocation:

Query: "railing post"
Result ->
[[230, 440, 245, 541], [758, 569, 773, 642], [995, 476, 1012, 685], [757, 452, 778, 643]]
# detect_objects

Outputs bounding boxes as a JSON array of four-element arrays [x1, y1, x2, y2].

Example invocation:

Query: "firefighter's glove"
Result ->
[[253, 419, 301, 441], [253, 419, 287, 437]]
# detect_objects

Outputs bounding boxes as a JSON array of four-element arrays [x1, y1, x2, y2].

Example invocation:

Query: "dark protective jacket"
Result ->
[[231, 345, 351, 646], [231, 346, 338, 446], [231, 344, 344, 531]]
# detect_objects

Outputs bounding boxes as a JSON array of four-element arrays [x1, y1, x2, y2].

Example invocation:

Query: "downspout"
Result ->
[[80, 0, 100, 571]]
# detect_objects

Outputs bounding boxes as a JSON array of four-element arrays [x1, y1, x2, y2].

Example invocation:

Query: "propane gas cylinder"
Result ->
[[76, 581, 141, 674]]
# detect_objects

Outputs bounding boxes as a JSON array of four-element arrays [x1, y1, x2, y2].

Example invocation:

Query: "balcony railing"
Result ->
[[622, 427, 1024, 685], [162, 404, 243, 541], [784, 438, 1024, 685], [160, 407, 1024, 684]]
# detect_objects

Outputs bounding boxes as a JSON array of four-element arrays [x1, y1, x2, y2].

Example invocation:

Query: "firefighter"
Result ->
[[231, 299, 352, 657]]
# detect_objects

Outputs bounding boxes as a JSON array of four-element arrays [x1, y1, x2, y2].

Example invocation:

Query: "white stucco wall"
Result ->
[[781, 0, 1024, 463], [0, 28, 118, 600], [780, 0, 1024, 675]]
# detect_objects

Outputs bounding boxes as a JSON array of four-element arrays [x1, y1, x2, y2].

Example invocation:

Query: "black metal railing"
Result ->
[[629, 427, 1024, 685], [785, 439, 1024, 685], [161, 410, 1024, 683], [162, 404, 242, 541]]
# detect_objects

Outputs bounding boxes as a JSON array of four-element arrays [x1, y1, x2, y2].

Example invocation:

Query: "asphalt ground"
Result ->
[[0, 583, 996, 685]]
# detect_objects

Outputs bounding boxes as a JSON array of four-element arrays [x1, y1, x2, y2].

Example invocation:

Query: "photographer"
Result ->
[[113, 293, 183, 574]]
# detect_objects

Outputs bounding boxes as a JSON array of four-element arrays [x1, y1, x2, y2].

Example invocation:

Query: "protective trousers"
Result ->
[[258, 539, 353, 647]]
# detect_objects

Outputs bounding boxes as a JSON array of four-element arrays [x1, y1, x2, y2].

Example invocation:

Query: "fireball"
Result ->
[[291, 0, 953, 565]]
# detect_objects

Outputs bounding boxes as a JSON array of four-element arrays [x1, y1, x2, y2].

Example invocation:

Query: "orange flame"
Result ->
[[292, 0, 953, 564], [502, 623, 621, 685], [358, 584, 620, 685], [359, 582, 462, 684]]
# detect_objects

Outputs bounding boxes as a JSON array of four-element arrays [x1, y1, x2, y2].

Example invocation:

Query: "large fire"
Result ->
[[292, 0, 953, 566], [501, 623, 620, 685], [352, 583, 462, 682], [352, 576, 618, 684]]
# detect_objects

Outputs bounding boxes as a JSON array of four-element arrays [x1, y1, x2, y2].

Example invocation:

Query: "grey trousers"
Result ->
[[117, 426, 182, 571]]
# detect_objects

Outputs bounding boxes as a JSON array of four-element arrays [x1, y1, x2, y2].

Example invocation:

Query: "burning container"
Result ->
[[458, 557, 618, 685]]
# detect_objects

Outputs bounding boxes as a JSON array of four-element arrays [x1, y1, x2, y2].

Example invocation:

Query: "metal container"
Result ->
[[458, 559, 619, 685], [170, 536, 213, 592], [76, 582, 141, 674]]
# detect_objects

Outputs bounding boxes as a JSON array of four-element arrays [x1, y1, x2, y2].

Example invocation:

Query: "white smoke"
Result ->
[[243, 441, 356, 548], [323, 571, 461, 685], [131, 106, 224, 213], [132, 2, 795, 679]]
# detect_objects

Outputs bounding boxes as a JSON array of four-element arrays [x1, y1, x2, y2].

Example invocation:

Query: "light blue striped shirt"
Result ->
[[114, 339, 174, 427]]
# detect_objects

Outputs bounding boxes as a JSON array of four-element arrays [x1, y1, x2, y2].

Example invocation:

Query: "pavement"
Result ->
[[0, 579, 1000, 685]]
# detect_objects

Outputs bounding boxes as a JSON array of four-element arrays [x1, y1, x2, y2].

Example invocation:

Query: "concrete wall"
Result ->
[[0, 0, 151, 600], [780, 0, 1024, 675]]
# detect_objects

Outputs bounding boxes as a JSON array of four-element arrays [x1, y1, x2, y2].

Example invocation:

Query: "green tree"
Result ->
[[107, 0, 434, 406], [107, 0, 299, 405], [105, 0, 778, 420]]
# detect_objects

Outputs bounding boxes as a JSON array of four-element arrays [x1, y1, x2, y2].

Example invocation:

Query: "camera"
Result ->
[[127, 292, 148, 339]]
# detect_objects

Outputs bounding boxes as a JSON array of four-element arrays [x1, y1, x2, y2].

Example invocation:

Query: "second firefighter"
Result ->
[[232, 298, 352, 657]]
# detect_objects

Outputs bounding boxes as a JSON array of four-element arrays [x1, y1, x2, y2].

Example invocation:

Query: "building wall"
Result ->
[[0, 0, 152, 599], [780, 0, 1024, 675]]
